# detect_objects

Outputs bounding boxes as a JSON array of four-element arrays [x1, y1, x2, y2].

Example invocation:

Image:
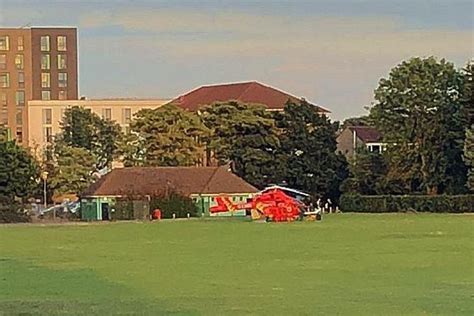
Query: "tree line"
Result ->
[[343, 57, 473, 195], [0, 56, 472, 209]]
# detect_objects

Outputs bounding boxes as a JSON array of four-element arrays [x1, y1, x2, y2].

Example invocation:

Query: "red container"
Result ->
[[152, 209, 161, 220]]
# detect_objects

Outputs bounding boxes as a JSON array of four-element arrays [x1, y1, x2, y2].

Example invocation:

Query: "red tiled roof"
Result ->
[[170, 81, 330, 113], [82, 166, 258, 197], [349, 126, 382, 143]]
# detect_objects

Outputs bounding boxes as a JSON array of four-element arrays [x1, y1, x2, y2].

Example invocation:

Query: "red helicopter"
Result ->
[[210, 186, 321, 222]]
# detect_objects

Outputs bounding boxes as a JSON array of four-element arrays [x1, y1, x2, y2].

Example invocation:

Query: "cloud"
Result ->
[[78, 8, 472, 60], [79, 9, 402, 35], [76, 8, 472, 120]]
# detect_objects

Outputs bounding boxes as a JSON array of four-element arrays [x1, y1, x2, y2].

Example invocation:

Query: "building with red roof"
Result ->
[[81, 165, 258, 220], [169, 81, 329, 113]]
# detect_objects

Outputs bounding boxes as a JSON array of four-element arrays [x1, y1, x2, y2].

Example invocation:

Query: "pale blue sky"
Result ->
[[1, 0, 472, 120]]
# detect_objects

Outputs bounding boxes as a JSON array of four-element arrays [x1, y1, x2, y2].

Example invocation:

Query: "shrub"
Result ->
[[150, 192, 198, 219], [0, 203, 31, 223], [113, 200, 134, 220], [340, 194, 474, 213]]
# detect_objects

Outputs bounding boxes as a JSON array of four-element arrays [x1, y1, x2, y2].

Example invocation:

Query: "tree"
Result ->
[[341, 148, 387, 195], [275, 100, 348, 200], [369, 57, 467, 194], [48, 142, 96, 198], [461, 60, 473, 125], [59, 106, 121, 170], [200, 101, 282, 188], [0, 140, 39, 202], [117, 131, 146, 167], [130, 104, 209, 166], [462, 61, 474, 191], [464, 126, 474, 191], [341, 115, 371, 129], [0, 124, 8, 142]]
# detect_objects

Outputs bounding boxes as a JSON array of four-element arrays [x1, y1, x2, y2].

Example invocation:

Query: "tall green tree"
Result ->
[[370, 57, 467, 194], [464, 126, 474, 191], [462, 61, 474, 191], [341, 115, 371, 129], [130, 104, 209, 166], [275, 100, 348, 200], [117, 131, 146, 167], [341, 148, 387, 195], [48, 142, 96, 198], [461, 60, 473, 125], [0, 141, 39, 202], [200, 101, 282, 188], [59, 106, 121, 170]]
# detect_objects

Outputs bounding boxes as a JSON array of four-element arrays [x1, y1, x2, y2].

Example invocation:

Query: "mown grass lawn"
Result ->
[[0, 214, 473, 315]]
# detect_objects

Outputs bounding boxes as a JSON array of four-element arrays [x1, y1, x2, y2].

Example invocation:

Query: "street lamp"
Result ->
[[41, 171, 48, 209]]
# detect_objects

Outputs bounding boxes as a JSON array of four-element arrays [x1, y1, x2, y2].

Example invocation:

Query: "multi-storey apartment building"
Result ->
[[0, 27, 78, 145], [27, 99, 170, 156]]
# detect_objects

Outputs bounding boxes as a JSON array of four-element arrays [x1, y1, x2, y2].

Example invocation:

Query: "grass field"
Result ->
[[0, 214, 473, 315]]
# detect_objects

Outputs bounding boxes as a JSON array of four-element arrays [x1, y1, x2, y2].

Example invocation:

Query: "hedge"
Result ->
[[340, 194, 474, 213], [0, 203, 31, 223], [150, 193, 198, 219], [113, 199, 150, 220]]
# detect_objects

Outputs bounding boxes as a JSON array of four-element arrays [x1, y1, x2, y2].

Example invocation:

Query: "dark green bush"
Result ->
[[113, 200, 134, 220], [0, 203, 31, 223], [340, 194, 474, 213], [150, 192, 198, 219]]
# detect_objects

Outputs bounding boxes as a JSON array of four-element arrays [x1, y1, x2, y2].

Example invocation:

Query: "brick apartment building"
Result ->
[[0, 27, 78, 144]]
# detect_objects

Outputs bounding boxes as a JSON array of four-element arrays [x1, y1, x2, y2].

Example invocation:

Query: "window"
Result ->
[[41, 73, 50, 88], [17, 37, 24, 51], [123, 125, 131, 134], [18, 72, 25, 88], [42, 108, 52, 125], [41, 90, 51, 101], [0, 73, 10, 88], [41, 54, 50, 70], [40, 36, 50, 51], [0, 92, 6, 106], [57, 36, 67, 51], [102, 108, 112, 120], [0, 108, 7, 124], [0, 36, 9, 50], [15, 54, 24, 70], [15, 91, 25, 106], [16, 127, 23, 143], [57, 54, 67, 69], [16, 110, 23, 125], [58, 73, 67, 87], [58, 90, 67, 100], [122, 108, 131, 124], [43, 126, 53, 143], [0, 55, 5, 69]]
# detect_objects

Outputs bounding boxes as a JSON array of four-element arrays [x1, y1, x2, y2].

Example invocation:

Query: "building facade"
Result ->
[[27, 99, 170, 155], [0, 27, 78, 145], [336, 126, 385, 159]]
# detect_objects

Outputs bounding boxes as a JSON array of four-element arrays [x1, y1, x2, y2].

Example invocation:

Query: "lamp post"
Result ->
[[41, 171, 48, 209]]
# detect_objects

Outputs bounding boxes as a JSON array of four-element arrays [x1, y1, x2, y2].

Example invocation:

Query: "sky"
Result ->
[[0, 0, 472, 120]]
